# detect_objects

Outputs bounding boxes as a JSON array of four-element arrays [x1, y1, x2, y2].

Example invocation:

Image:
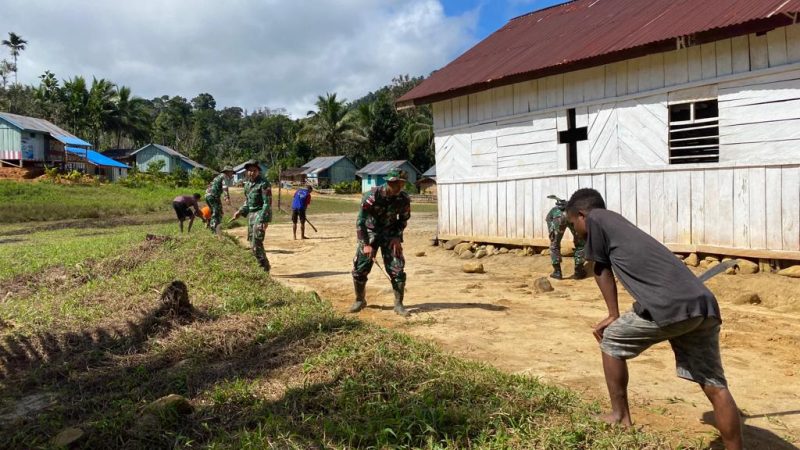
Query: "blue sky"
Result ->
[[442, 0, 563, 41]]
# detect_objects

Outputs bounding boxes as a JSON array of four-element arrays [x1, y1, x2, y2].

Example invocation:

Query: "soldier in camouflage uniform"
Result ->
[[349, 168, 412, 317], [205, 166, 234, 234], [546, 194, 586, 280], [232, 160, 272, 272]]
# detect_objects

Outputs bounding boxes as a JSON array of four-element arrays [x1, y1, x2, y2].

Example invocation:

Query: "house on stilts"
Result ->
[[398, 0, 800, 262]]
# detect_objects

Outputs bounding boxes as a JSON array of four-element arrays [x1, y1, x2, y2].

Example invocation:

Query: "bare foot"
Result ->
[[595, 412, 632, 428]]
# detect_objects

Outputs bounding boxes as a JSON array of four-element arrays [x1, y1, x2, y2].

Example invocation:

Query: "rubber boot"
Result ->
[[549, 264, 563, 280], [349, 279, 367, 313], [258, 257, 271, 272], [571, 264, 587, 280], [393, 283, 410, 317]]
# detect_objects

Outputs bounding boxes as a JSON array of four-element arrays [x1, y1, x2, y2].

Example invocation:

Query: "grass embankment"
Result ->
[[0, 181, 437, 225], [0, 218, 675, 449]]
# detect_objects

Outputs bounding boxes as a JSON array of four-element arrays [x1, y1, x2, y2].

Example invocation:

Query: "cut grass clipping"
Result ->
[[1, 221, 678, 449]]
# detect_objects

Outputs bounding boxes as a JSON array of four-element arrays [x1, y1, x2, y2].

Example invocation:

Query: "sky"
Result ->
[[0, 0, 562, 117]]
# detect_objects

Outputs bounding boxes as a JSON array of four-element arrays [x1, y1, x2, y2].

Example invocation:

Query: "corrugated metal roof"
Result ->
[[422, 165, 436, 178], [302, 156, 348, 170], [357, 160, 422, 176], [0, 112, 77, 137], [400, 0, 800, 105], [65, 147, 129, 168], [53, 134, 92, 147], [131, 144, 209, 170]]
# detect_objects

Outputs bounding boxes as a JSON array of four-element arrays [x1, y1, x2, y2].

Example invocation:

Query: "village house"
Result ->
[[0, 112, 128, 181], [417, 165, 437, 195], [131, 144, 207, 174], [399, 0, 800, 261], [356, 160, 421, 192], [278, 156, 358, 187], [232, 160, 269, 184]]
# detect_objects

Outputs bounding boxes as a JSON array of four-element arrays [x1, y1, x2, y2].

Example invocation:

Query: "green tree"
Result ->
[[298, 93, 359, 156], [109, 85, 150, 148], [87, 78, 116, 149], [0, 60, 13, 88], [63, 76, 90, 136], [34, 70, 62, 122], [1, 32, 27, 84]]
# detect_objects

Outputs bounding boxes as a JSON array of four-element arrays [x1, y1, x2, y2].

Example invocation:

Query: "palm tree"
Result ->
[[2, 32, 27, 84], [109, 85, 150, 147], [87, 78, 116, 148], [0, 60, 13, 88], [298, 93, 359, 155], [63, 76, 90, 136]]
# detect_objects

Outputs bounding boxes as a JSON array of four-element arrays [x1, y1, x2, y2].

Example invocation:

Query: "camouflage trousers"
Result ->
[[247, 214, 269, 269], [205, 195, 223, 231], [547, 214, 586, 267], [352, 240, 406, 290]]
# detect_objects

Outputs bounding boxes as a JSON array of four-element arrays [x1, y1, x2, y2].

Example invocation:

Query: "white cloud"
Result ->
[[0, 0, 478, 116]]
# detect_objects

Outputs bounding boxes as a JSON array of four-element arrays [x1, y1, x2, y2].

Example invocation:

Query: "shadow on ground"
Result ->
[[701, 410, 798, 449]]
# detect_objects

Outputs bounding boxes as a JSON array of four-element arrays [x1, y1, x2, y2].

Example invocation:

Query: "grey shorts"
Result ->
[[600, 311, 727, 388]]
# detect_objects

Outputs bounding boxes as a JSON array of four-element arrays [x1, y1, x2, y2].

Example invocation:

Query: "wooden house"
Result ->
[[398, 0, 800, 261], [131, 144, 207, 174], [417, 165, 437, 195], [356, 160, 421, 193], [302, 156, 358, 186], [233, 160, 269, 184]]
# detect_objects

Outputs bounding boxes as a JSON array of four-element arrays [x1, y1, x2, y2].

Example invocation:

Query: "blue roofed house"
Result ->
[[232, 160, 269, 184], [356, 160, 421, 193], [302, 156, 358, 186], [0, 112, 129, 181], [131, 144, 208, 174]]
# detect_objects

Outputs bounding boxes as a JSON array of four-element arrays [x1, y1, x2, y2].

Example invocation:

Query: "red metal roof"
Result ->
[[399, 0, 800, 105]]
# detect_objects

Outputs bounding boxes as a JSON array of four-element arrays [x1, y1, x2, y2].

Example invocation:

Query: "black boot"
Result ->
[[393, 283, 410, 317], [258, 257, 271, 272], [549, 264, 563, 280], [571, 264, 587, 280], [349, 279, 367, 313]]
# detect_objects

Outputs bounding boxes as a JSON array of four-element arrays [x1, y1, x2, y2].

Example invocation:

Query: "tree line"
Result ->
[[0, 32, 434, 174]]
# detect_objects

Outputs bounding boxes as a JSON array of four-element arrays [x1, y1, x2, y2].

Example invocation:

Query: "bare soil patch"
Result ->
[[229, 212, 800, 448]]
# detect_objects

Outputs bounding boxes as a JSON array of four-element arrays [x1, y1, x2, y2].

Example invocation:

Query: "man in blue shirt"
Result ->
[[291, 185, 313, 240]]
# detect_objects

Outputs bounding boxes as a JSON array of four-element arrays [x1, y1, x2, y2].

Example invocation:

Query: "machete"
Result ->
[[697, 259, 739, 282]]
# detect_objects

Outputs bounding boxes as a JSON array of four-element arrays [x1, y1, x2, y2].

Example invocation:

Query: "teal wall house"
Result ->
[[303, 156, 358, 186], [356, 160, 421, 193], [0, 112, 92, 164], [131, 144, 207, 174], [232, 160, 269, 184]]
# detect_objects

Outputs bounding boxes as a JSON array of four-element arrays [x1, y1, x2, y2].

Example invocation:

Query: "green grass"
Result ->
[[0, 216, 686, 449], [0, 181, 190, 223]]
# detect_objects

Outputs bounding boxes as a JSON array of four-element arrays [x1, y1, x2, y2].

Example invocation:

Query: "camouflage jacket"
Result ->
[[356, 186, 411, 245], [206, 174, 230, 200], [237, 175, 272, 223]]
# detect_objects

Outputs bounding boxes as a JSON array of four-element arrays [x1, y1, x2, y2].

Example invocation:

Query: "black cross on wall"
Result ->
[[557, 108, 588, 171]]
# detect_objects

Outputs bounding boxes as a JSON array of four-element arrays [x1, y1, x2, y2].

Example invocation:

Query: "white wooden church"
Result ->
[[399, 0, 800, 260]]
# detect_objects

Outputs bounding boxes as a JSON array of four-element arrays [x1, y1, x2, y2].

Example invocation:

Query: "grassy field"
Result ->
[[0, 215, 681, 449], [0, 181, 437, 225]]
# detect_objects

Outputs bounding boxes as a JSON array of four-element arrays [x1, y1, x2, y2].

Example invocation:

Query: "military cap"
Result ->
[[385, 168, 408, 182]]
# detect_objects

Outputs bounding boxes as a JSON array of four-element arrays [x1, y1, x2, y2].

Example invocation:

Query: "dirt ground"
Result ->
[[229, 211, 800, 449]]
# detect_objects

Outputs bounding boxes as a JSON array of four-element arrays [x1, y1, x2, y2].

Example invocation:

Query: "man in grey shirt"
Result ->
[[566, 188, 742, 450]]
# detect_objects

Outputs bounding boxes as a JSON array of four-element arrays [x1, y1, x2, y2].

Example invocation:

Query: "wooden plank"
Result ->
[[649, 172, 665, 242], [731, 35, 751, 74], [720, 99, 800, 126], [715, 39, 733, 77], [449, 183, 458, 236], [733, 168, 750, 249], [638, 55, 653, 91], [701, 42, 717, 80], [676, 172, 692, 244], [718, 169, 735, 248], [432, 102, 445, 130], [663, 171, 678, 243], [472, 184, 485, 236], [704, 170, 721, 246], [605, 173, 621, 213], [438, 184, 448, 235], [516, 180, 525, 239], [604, 63, 618, 98], [781, 166, 800, 251], [765, 167, 782, 250], [585, 66, 606, 101], [636, 172, 651, 234], [566, 175, 579, 201], [533, 178, 543, 239], [665, 48, 689, 86], [564, 70, 583, 105], [627, 57, 641, 94], [688, 45, 703, 82], [787, 23, 800, 64], [620, 172, 637, 223], [495, 85, 515, 118], [749, 33, 769, 71], [591, 173, 606, 203], [443, 99, 453, 128], [478, 90, 493, 121], [767, 27, 788, 68], [513, 81, 532, 115], [497, 180, 508, 238], [748, 167, 767, 249], [614, 61, 628, 96], [524, 179, 534, 239], [455, 183, 464, 235], [691, 170, 705, 245], [506, 181, 517, 238], [487, 182, 497, 236], [468, 94, 479, 124], [649, 53, 665, 90], [546, 75, 564, 108], [578, 174, 593, 190]]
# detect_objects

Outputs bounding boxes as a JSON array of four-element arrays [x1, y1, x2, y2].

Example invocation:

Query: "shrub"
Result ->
[[333, 180, 361, 194]]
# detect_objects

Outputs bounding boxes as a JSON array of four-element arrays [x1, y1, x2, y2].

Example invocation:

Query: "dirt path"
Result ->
[[229, 212, 800, 449]]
